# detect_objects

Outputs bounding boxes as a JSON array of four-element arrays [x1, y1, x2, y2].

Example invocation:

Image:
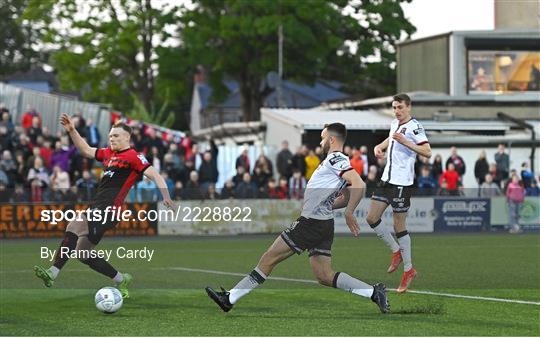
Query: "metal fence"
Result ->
[[0, 82, 110, 146]]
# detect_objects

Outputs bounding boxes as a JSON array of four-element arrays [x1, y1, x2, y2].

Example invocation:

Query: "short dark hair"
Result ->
[[324, 123, 347, 143], [393, 93, 411, 106], [111, 122, 132, 135]]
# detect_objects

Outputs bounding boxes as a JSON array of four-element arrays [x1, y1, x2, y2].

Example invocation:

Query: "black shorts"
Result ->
[[86, 208, 118, 245], [280, 216, 334, 257], [371, 182, 413, 213]]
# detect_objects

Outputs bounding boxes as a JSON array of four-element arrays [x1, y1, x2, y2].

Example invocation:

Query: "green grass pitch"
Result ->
[[1, 233, 539, 336]]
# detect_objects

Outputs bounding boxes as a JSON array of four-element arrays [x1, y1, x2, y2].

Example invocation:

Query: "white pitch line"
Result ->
[[404, 290, 540, 306], [164, 266, 318, 284], [161, 266, 540, 306]]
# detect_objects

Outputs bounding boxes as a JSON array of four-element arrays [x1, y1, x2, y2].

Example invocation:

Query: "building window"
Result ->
[[468, 50, 540, 94]]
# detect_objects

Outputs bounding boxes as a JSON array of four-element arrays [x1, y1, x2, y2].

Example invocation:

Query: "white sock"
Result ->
[[113, 272, 124, 283], [334, 272, 374, 298], [397, 231, 412, 271], [48, 266, 60, 279], [229, 267, 267, 304], [370, 220, 400, 253]]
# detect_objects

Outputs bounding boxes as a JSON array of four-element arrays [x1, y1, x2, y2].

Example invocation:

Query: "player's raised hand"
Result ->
[[60, 113, 75, 133], [374, 145, 385, 159], [345, 211, 360, 237]]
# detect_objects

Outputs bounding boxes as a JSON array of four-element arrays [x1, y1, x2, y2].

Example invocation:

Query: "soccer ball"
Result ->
[[95, 287, 123, 314]]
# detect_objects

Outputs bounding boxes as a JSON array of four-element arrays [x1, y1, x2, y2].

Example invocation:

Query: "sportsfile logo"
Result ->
[[40, 205, 253, 225], [442, 201, 487, 214]]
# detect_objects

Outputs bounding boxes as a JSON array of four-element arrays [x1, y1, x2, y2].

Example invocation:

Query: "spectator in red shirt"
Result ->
[[180, 135, 192, 159], [21, 105, 41, 130], [40, 140, 53, 168], [350, 149, 364, 177], [278, 176, 289, 199], [263, 178, 287, 199], [440, 163, 459, 191]]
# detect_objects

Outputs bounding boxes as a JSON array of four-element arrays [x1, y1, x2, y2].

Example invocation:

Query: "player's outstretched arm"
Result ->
[[374, 137, 389, 159], [391, 133, 432, 158], [341, 170, 366, 236], [143, 166, 173, 209], [60, 113, 96, 158]]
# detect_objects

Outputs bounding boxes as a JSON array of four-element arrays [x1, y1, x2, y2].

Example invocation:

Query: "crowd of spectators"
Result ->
[[0, 105, 538, 205], [415, 144, 538, 198]]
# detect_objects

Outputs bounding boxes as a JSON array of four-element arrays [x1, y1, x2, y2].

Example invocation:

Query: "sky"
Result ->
[[167, 0, 495, 41], [402, 0, 494, 39], [40, 0, 496, 72]]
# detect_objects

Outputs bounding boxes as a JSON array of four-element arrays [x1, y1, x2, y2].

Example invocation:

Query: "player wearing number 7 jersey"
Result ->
[[366, 93, 432, 293]]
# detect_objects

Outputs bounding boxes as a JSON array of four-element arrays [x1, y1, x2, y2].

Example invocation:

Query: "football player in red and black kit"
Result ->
[[34, 113, 173, 298]]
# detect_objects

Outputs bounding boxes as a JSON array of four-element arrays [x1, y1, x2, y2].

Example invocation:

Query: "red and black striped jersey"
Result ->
[[91, 147, 151, 209]]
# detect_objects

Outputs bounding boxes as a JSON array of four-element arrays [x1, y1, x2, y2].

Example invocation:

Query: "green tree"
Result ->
[[0, 0, 44, 76], [22, 0, 191, 128], [127, 91, 175, 128], [178, 0, 415, 122]]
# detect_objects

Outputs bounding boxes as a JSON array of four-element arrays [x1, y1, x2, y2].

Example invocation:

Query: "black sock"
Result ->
[[396, 230, 409, 238], [80, 258, 118, 279], [53, 231, 78, 270]]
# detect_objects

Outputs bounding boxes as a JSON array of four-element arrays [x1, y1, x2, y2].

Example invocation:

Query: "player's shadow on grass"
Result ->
[[229, 303, 447, 320], [391, 303, 446, 315], [230, 312, 362, 320], [230, 307, 386, 320]]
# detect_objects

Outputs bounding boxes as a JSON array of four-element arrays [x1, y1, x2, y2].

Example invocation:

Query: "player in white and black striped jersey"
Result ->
[[366, 93, 432, 293], [205, 123, 390, 314]]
